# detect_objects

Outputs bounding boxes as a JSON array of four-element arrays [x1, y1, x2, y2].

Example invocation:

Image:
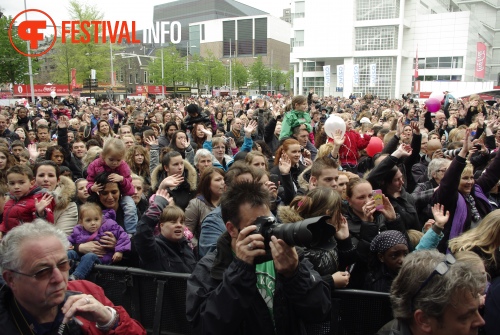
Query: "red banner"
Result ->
[[135, 85, 164, 95], [475, 42, 486, 79], [71, 68, 76, 91], [13, 84, 71, 97]]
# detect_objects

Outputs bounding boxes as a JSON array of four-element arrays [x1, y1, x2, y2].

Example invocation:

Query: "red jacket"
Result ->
[[337, 129, 371, 166], [67, 280, 146, 334], [0, 186, 55, 234]]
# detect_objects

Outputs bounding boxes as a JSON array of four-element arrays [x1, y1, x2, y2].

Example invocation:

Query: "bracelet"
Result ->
[[96, 307, 119, 331]]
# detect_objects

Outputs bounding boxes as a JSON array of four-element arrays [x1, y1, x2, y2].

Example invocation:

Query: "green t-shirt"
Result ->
[[255, 260, 276, 322]]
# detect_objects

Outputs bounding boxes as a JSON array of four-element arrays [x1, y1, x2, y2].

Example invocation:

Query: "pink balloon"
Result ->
[[366, 137, 384, 158], [425, 98, 441, 113], [429, 91, 445, 102]]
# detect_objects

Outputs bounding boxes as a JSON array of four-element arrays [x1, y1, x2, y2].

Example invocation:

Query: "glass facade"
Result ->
[[254, 18, 268, 55], [356, 0, 400, 21], [355, 26, 398, 51], [237, 19, 253, 56], [417, 56, 463, 69], [354, 57, 396, 99], [189, 25, 200, 56], [302, 77, 324, 97], [223, 21, 236, 57]]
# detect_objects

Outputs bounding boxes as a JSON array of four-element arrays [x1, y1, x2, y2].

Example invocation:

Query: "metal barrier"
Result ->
[[89, 265, 393, 335]]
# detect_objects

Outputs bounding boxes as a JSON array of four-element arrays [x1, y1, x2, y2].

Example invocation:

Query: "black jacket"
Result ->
[[58, 127, 84, 180], [134, 195, 197, 273], [186, 231, 331, 335]]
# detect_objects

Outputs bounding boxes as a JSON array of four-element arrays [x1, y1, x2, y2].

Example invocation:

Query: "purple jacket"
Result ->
[[68, 209, 131, 264], [86, 157, 135, 196]]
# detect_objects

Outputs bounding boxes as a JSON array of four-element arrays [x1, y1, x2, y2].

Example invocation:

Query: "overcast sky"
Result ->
[[3, 0, 292, 32]]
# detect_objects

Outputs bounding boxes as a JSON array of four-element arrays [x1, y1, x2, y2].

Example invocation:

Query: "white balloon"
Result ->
[[324, 115, 346, 139], [429, 91, 444, 102]]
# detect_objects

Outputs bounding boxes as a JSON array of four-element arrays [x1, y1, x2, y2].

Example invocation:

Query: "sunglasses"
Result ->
[[8, 259, 74, 281], [410, 253, 456, 311]]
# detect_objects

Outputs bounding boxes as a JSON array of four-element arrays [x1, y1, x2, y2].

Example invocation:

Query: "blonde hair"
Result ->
[[407, 229, 424, 248], [82, 146, 103, 168], [449, 209, 500, 267], [78, 203, 102, 223], [317, 143, 335, 159], [102, 138, 126, 159]]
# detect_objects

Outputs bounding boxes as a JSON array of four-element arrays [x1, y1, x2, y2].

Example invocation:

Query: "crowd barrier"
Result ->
[[89, 265, 393, 335]]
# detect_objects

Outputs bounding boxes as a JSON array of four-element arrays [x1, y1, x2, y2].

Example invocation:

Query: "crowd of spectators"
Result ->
[[0, 90, 500, 334]]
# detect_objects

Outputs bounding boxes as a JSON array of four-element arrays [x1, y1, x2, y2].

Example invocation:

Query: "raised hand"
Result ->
[[144, 136, 158, 147], [393, 143, 412, 158], [28, 143, 39, 160], [155, 189, 173, 204], [58, 116, 69, 129], [334, 215, 350, 240], [431, 203, 449, 228], [332, 129, 345, 146], [410, 121, 420, 135], [91, 183, 104, 194], [244, 120, 258, 138], [35, 193, 54, 216], [278, 153, 291, 175], [200, 127, 213, 141], [160, 174, 184, 189]]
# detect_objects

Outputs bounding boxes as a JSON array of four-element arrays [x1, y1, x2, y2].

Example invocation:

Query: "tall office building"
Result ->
[[290, 0, 499, 98]]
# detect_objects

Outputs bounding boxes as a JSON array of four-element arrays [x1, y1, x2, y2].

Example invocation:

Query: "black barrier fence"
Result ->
[[89, 265, 393, 335]]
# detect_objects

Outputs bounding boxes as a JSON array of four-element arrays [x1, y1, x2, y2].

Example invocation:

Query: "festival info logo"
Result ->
[[9, 9, 181, 58], [9, 9, 57, 57]]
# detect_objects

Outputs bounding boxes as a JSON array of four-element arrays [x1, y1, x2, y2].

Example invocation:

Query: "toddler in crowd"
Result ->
[[86, 138, 138, 233], [0, 165, 54, 239], [68, 203, 131, 280], [279, 95, 312, 140]]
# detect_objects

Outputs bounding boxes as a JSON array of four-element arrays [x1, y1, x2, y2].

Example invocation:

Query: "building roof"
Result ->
[[153, 0, 267, 22]]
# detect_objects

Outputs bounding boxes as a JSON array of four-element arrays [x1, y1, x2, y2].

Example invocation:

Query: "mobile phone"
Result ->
[[372, 189, 384, 210], [270, 174, 280, 186]]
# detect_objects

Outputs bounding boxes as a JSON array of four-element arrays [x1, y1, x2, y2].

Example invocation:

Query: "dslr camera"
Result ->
[[250, 216, 336, 264]]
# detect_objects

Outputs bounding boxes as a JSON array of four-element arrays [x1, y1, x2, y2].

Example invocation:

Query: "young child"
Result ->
[[279, 95, 312, 140], [68, 203, 131, 280], [86, 138, 138, 233], [0, 165, 54, 239]]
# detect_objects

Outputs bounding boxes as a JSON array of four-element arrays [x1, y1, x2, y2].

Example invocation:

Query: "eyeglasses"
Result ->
[[8, 259, 74, 281], [411, 253, 456, 311]]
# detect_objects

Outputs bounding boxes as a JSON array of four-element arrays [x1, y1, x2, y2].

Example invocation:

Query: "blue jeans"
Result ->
[[68, 250, 102, 279], [120, 195, 138, 234]]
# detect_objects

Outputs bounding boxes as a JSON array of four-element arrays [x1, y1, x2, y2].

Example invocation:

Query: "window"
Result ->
[[356, 0, 400, 21], [426, 57, 439, 69], [303, 61, 325, 71], [254, 18, 267, 55], [293, 1, 305, 18], [119, 71, 124, 82], [452, 57, 463, 68], [353, 56, 396, 99], [438, 57, 452, 68], [293, 30, 304, 47], [451, 75, 462, 81], [135, 73, 139, 84], [355, 26, 398, 51], [237, 19, 253, 56], [223, 21, 236, 57], [144, 71, 148, 83], [302, 77, 324, 96], [129, 74, 133, 84]]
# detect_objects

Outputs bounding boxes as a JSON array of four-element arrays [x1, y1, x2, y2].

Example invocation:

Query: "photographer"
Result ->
[[183, 103, 213, 132], [186, 181, 331, 334]]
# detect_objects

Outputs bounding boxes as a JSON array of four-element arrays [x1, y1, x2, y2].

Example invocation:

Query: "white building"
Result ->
[[290, 0, 499, 99]]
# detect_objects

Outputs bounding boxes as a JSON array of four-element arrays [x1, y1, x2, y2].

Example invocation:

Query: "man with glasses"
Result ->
[[377, 250, 485, 335], [0, 221, 145, 334]]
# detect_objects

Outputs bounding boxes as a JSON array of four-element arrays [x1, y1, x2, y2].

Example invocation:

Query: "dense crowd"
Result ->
[[0, 91, 500, 334]]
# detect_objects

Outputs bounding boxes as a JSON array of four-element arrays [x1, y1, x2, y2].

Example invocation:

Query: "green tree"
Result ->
[[232, 60, 249, 91], [249, 56, 269, 93], [187, 54, 205, 95], [50, 0, 114, 87], [0, 15, 35, 84], [203, 51, 225, 90], [148, 45, 185, 96], [272, 66, 288, 93]]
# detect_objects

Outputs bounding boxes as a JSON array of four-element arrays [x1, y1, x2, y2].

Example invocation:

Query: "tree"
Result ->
[[249, 56, 270, 93], [0, 15, 35, 84], [203, 51, 225, 91], [272, 66, 288, 93], [232, 60, 249, 91], [50, 0, 113, 87], [187, 54, 205, 95], [148, 44, 185, 96]]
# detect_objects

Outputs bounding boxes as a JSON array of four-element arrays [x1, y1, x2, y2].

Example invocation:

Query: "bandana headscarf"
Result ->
[[370, 230, 408, 253]]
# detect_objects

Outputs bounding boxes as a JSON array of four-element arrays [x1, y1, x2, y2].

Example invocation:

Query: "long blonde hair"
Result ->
[[449, 209, 500, 266]]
